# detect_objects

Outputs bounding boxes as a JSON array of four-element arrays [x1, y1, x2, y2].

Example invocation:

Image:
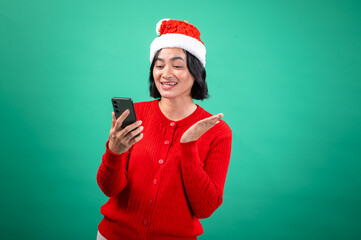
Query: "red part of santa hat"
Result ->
[[150, 19, 206, 67]]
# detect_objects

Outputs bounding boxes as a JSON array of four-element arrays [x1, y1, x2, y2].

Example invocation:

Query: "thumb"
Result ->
[[111, 112, 116, 128], [215, 113, 223, 124]]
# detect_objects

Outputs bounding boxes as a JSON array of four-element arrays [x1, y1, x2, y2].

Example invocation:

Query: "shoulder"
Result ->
[[133, 99, 156, 119], [215, 119, 232, 137], [133, 99, 156, 112], [210, 120, 232, 143], [134, 99, 155, 108]]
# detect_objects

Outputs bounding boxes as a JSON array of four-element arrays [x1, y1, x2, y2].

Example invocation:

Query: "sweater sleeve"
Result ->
[[180, 132, 232, 219], [96, 139, 131, 197]]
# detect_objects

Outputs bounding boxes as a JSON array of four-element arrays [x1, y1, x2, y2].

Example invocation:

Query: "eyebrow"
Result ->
[[155, 57, 184, 62]]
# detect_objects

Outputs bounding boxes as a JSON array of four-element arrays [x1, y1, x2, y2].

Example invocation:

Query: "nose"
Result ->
[[162, 66, 172, 79]]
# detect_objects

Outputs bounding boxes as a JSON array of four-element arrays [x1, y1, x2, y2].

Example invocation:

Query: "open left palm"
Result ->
[[180, 113, 224, 143]]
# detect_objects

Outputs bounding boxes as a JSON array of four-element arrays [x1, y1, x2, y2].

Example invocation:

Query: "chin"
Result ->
[[156, 87, 176, 99], [159, 93, 177, 99]]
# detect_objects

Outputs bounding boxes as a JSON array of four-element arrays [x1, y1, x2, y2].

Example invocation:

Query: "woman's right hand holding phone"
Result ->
[[108, 109, 144, 154]]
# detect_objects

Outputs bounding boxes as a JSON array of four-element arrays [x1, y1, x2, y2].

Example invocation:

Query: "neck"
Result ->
[[158, 97, 197, 121]]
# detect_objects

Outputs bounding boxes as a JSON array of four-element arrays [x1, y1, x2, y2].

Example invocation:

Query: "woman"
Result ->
[[97, 19, 232, 240]]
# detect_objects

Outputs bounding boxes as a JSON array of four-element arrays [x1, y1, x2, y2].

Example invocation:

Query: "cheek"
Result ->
[[153, 69, 160, 80], [179, 72, 195, 85]]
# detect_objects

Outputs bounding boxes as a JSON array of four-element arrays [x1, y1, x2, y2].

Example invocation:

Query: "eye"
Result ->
[[156, 65, 164, 69], [174, 66, 183, 69]]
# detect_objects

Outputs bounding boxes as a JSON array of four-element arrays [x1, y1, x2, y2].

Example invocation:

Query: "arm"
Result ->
[[180, 133, 232, 218], [97, 109, 143, 197], [96, 139, 132, 197]]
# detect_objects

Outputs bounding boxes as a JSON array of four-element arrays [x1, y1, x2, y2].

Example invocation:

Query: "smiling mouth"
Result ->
[[161, 82, 178, 86]]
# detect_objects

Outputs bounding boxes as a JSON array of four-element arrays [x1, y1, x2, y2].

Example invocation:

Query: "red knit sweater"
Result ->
[[97, 99, 232, 240]]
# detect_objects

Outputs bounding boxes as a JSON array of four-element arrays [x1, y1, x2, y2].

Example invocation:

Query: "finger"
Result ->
[[206, 113, 223, 121], [129, 133, 144, 145], [210, 113, 223, 123], [111, 112, 116, 129], [207, 118, 219, 127], [115, 109, 130, 130], [124, 125, 144, 142], [213, 114, 223, 125], [199, 115, 222, 130], [200, 115, 221, 125], [120, 120, 143, 138], [198, 115, 218, 124], [204, 119, 221, 132]]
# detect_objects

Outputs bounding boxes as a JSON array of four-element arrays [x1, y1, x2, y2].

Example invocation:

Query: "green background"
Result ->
[[1, 0, 360, 239]]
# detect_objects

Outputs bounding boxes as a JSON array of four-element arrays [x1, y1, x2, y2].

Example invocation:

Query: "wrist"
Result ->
[[107, 141, 126, 155]]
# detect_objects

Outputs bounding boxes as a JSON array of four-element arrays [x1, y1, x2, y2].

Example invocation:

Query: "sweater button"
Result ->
[[170, 122, 175, 126], [143, 220, 148, 226], [153, 179, 158, 184], [158, 159, 164, 164], [164, 140, 169, 144], [148, 199, 153, 205]]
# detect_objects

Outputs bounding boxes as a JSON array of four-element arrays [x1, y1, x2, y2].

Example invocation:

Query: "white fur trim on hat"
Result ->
[[150, 33, 206, 67]]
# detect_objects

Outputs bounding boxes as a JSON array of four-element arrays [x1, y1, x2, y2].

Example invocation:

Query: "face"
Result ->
[[153, 48, 195, 101]]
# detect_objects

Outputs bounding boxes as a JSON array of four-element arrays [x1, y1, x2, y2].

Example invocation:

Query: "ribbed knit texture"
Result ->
[[97, 99, 232, 240]]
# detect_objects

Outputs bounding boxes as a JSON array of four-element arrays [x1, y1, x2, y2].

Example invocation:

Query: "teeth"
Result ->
[[162, 82, 177, 86]]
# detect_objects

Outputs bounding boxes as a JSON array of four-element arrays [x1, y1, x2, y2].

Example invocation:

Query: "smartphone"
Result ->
[[111, 97, 139, 135]]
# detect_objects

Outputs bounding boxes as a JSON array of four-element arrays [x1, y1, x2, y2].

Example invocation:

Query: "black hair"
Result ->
[[149, 49, 209, 100]]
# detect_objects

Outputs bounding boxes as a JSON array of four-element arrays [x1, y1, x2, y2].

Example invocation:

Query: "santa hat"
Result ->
[[150, 19, 206, 67]]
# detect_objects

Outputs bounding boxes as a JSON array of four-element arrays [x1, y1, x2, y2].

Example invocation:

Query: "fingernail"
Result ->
[[216, 121, 220, 124], [139, 120, 142, 124]]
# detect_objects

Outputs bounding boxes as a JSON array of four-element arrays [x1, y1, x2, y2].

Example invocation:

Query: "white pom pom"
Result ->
[[156, 18, 171, 36]]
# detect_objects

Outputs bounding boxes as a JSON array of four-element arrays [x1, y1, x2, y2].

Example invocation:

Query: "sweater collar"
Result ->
[[152, 99, 203, 127]]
